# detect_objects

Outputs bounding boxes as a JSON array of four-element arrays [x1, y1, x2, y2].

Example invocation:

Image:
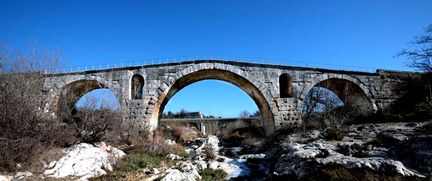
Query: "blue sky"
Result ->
[[1, 0, 432, 117]]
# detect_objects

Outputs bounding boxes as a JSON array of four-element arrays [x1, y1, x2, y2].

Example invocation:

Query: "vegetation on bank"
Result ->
[[199, 168, 227, 181]]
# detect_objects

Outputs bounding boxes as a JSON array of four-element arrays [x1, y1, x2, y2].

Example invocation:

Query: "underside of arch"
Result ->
[[153, 69, 275, 135], [56, 79, 107, 120], [312, 78, 373, 113]]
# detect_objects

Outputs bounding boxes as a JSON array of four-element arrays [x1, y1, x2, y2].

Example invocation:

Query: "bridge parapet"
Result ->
[[43, 60, 418, 135]]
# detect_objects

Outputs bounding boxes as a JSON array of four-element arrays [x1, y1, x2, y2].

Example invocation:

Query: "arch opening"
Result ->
[[153, 69, 275, 135], [160, 80, 261, 135], [301, 78, 373, 127], [55, 79, 122, 143], [56, 79, 120, 120]]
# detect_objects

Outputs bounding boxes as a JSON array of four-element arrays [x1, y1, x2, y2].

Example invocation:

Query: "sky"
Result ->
[[1, 0, 432, 117]]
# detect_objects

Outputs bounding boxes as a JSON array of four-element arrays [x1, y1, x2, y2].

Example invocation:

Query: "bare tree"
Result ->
[[239, 110, 250, 118], [302, 86, 343, 116], [399, 24, 432, 108], [399, 24, 432, 72], [60, 89, 124, 144], [0, 46, 69, 171]]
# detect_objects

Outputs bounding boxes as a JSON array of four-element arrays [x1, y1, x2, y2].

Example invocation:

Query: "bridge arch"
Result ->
[[46, 75, 121, 119], [149, 63, 276, 135], [299, 73, 377, 114]]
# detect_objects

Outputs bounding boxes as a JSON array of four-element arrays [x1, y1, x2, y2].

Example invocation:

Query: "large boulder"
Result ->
[[391, 136, 432, 174], [273, 140, 425, 180], [44, 142, 125, 180], [377, 130, 409, 146], [160, 161, 201, 181], [195, 135, 219, 155]]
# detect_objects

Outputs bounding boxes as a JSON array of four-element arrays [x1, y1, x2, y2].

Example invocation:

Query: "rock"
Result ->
[[207, 160, 220, 170], [391, 136, 432, 173], [195, 135, 219, 155], [44, 142, 125, 180], [306, 130, 321, 141], [0, 175, 13, 181], [164, 139, 176, 145], [184, 139, 204, 149], [161, 161, 201, 181], [14, 172, 32, 179], [207, 159, 242, 178], [273, 140, 425, 179], [377, 130, 409, 145], [161, 169, 194, 181], [206, 135, 220, 152], [152, 168, 160, 175], [166, 153, 182, 160], [194, 160, 207, 170], [239, 153, 266, 160]]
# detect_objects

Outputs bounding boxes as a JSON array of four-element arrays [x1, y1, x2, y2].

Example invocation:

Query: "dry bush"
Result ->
[[204, 146, 216, 160], [322, 126, 346, 141], [125, 128, 185, 157], [70, 108, 123, 143], [302, 107, 357, 131], [0, 46, 69, 171], [171, 126, 200, 143]]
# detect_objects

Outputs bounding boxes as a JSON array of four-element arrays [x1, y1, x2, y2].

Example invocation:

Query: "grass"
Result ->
[[92, 152, 174, 181], [199, 168, 227, 181], [114, 152, 171, 172]]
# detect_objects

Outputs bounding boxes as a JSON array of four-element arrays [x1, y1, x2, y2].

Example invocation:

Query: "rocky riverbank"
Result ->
[[268, 121, 432, 180], [1, 121, 431, 180]]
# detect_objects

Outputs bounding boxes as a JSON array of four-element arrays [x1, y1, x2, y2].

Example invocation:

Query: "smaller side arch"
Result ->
[[131, 74, 145, 99], [279, 73, 293, 98], [44, 75, 121, 118], [298, 73, 377, 114]]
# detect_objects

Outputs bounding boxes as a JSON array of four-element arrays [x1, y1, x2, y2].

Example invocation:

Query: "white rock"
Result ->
[[207, 160, 220, 170], [274, 140, 425, 178], [165, 139, 176, 145], [152, 168, 160, 175], [239, 153, 266, 160], [161, 169, 194, 181], [14, 172, 32, 179], [161, 162, 202, 181], [166, 153, 182, 160], [205, 135, 219, 152], [194, 160, 207, 170], [0, 175, 13, 181], [43, 142, 125, 180], [178, 161, 201, 179]]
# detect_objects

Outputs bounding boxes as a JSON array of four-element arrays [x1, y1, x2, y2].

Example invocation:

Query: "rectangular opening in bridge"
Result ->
[[280, 73, 293, 98]]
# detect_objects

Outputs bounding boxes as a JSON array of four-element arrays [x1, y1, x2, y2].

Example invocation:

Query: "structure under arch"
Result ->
[[152, 69, 275, 135], [302, 78, 374, 114], [56, 79, 117, 120]]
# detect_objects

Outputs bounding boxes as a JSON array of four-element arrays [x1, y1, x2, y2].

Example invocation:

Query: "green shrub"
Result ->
[[199, 168, 227, 181], [114, 152, 171, 172]]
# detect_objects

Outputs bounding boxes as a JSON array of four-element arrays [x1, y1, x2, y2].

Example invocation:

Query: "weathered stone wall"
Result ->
[[43, 60, 414, 135]]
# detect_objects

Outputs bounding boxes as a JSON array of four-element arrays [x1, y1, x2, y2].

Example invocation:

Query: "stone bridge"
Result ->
[[42, 60, 413, 135]]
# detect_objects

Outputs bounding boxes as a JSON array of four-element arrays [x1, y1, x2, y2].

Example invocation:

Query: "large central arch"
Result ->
[[151, 66, 275, 135]]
